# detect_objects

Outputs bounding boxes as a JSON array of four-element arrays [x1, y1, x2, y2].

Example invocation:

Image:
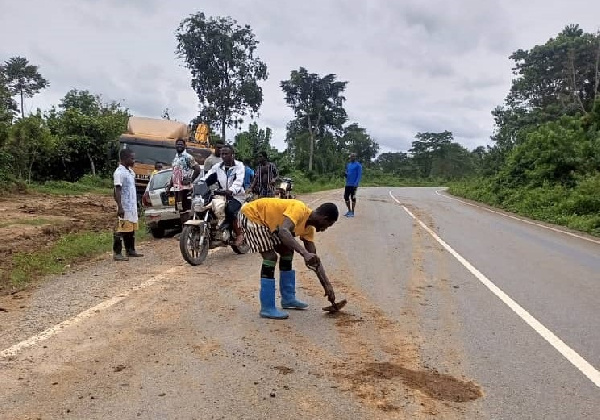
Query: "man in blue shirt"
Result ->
[[344, 153, 362, 217]]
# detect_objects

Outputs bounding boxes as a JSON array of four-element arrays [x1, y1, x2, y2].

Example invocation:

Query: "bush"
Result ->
[[447, 173, 600, 237]]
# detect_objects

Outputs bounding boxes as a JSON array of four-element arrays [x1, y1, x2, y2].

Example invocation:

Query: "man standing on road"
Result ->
[[203, 141, 224, 173], [166, 138, 201, 225], [343, 152, 362, 217], [250, 151, 278, 197], [238, 198, 339, 319], [113, 148, 144, 261]]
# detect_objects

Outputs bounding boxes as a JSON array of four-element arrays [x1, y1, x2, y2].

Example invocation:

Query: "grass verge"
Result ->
[[28, 175, 113, 196], [10, 231, 113, 286], [8, 221, 150, 289], [447, 178, 600, 237], [292, 172, 444, 194]]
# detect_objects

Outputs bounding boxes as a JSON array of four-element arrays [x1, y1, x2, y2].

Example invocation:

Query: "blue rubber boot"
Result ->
[[280, 270, 309, 310], [260, 278, 289, 319]]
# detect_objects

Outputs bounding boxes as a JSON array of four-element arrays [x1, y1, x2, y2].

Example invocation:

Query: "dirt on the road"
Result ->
[[0, 192, 115, 294]]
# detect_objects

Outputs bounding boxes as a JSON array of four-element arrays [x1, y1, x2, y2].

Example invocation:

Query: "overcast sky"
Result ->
[[1, 0, 598, 152]]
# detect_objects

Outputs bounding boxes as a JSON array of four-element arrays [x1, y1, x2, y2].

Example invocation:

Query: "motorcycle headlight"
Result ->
[[192, 197, 204, 212]]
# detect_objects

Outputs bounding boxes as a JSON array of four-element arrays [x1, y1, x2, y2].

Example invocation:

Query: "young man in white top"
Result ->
[[113, 148, 144, 261]]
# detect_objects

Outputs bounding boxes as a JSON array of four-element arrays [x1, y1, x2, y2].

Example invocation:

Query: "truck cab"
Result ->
[[119, 117, 212, 198]]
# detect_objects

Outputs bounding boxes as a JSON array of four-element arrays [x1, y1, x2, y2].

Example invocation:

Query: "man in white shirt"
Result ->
[[113, 148, 143, 261], [201, 145, 246, 246]]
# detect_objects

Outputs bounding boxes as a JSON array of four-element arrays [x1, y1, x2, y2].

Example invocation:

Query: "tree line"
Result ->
[[450, 24, 600, 235], [0, 11, 482, 185], [2, 12, 597, 225]]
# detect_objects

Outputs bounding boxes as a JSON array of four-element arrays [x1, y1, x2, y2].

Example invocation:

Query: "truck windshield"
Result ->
[[122, 143, 174, 165]]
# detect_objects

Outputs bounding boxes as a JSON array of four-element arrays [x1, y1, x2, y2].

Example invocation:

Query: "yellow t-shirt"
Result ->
[[241, 198, 315, 241]]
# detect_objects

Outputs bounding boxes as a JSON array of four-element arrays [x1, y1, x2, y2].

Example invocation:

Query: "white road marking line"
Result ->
[[435, 189, 600, 246], [0, 266, 180, 359], [389, 190, 600, 388]]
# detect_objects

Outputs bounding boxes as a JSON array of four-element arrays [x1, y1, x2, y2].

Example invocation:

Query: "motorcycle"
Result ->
[[179, 180, 249, 266], [276, 177, 295, 199]]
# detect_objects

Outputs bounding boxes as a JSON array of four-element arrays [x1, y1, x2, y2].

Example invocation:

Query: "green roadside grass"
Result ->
[[28, 175, 113, 196], [293, 173, 444, 194], [6, 221, 150, 290], [9, 231, 114, 286], [447, 178, 600, 238]]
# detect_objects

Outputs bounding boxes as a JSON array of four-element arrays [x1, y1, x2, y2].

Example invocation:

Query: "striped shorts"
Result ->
[[237, 212, 281, 253]]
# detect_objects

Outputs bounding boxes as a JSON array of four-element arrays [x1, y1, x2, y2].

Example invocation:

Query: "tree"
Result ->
[[501, 116, 592, 187], [508, 25, 599, 116], [233, 122, 275, 161], [5, 112, 55, 182], [281, 67, 348, 171], [430, 143, 476, 179], [176, 12, 268, 142], [375, 152, 418, 177], [341, 123, 379, 166], [162, 108, 171, 120], [492, 26, 600, 160], [2, 57, 49, 119], [409, 131, 453, 177], [47, 90, 129, 178], [0, 73, 17, 145]]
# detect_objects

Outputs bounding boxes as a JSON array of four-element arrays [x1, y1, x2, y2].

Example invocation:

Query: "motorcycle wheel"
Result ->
[[180, 224, 209, 266]]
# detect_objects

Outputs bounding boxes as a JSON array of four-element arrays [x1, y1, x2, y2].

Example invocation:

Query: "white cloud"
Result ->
[[1, 0, 599, 152]]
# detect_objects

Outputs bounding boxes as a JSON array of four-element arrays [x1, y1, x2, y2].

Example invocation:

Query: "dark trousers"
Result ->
[[225, 199, 242, 224], [113, 232, 135, 255]]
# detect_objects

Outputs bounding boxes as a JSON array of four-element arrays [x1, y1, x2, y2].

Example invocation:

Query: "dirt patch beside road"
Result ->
[[0, 193, 116, 294]]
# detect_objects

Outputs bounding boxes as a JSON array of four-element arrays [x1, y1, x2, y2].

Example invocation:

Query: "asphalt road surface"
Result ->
[[1, 187, 598, 419]]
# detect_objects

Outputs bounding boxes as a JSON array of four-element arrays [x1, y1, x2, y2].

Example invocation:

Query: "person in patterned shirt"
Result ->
[[166, 138, 201, 224]]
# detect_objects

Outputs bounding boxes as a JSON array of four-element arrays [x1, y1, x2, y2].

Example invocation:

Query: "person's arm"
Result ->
[[270, 163, 279, 185], [113, 171, 124, 218], [277, 217, 319, 266], [201, 164, 216, 182], [203, 156, 214, 172], [301, 238, 335, 302], [356, 163, 362, 186], [187, 154, 201, 182], [249, 168, 258, 191], [227, 163, 245, 196]]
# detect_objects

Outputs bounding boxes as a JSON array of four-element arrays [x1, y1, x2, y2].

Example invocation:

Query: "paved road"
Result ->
[[0, 187, 598, 419]]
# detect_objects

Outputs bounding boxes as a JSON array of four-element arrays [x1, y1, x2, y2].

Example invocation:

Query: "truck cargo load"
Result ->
[[126, 117, 189, 139]]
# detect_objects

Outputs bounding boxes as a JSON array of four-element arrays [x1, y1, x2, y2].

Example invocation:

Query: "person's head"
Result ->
[[309, 202, 339, 232], [214, 141, 224, 157], [120, 148, 135, 168], [257, 151, 268, 165], [154, 162, 164, 171], [220, 145, 235, 165], [175, 138, 186, 154], [349, 153, 357, 162]]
